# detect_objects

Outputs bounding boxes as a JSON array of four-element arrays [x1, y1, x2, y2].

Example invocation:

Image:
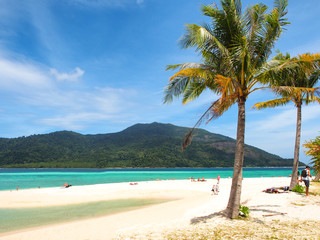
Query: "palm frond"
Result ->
[[271, 86, 320, 98], [207, 94, 237, 122], [202, 0, 244, 49], [256, 53, 320, 91], [253, 59, 286, 82], [164, 66, 218, 104], [182, 96, 235, 150], [180, 24, 216, 50], [166, 63, 204, 71], [201, 3, 219, 18], [244, 3, 268, 56], [293, 53, 320, 75], [182, 82, 207, 104], [169, 68, 206, 82], [248, 84, 268, 94], [234, 0, 242, 16], [163, 76, 191, 104], [303, 136, 320, 169], [304, 96, 320, 105], [251, 0, 289, 69], [309, 70, 320, 87], [182, 101, 218, 150], [251, 98, 291, 109], [214, 75, 232, 96]]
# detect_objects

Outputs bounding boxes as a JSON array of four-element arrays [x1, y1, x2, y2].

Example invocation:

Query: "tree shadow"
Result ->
[[249, 204, 281, 208], [190, 209, 227, 225], [249, 204, 287, 218], [190, 204, 287, 226]]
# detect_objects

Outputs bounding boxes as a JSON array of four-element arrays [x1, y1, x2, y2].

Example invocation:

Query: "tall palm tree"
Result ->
[[303, 136, 320, 181], [252, 53, 320, 190], [164, 0, 289, 218]]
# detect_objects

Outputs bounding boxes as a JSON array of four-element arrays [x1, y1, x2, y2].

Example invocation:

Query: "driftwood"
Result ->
[[263, 213, 287, 217]]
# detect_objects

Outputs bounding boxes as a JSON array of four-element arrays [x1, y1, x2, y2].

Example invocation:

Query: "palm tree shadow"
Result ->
[[190, 210, 227, 225], [250, 204, 281, 208], [249, 206, 287, 216], [190, 204, 287, 225]]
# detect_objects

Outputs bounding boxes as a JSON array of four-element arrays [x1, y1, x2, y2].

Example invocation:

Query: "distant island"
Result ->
[[0, 122, 299, 168]]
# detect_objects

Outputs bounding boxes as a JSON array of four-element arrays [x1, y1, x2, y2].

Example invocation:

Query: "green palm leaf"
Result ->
[[164, 0, 291, 219], [251, 98, 291, 109]]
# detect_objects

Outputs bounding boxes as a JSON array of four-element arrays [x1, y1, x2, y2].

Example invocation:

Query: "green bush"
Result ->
[[239, 205, 250, 218], [292, 184, 305, 193]]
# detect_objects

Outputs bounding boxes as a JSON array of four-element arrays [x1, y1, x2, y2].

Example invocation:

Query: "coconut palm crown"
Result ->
[[303, 136, 320, 181], [252, 52, 320, 190], [164, 0, 289, 218]]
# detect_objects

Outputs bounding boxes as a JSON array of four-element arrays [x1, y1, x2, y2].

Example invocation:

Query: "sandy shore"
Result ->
[[0, 177, 319, 240]]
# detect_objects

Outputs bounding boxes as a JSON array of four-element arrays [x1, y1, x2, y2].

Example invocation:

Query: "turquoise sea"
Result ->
[[0, 167, 304, 191], [0, 167, 307, 234]]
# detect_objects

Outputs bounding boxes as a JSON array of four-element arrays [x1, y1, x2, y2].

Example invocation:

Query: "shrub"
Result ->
[[239, 205, 250, 218], [292, 184, 305, 193]]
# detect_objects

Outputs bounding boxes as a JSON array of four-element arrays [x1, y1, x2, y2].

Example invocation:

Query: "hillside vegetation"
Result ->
[[0, 122, 296, 168]]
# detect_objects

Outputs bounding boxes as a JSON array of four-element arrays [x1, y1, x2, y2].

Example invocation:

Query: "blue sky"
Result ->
[[0, 0, 319, 163]]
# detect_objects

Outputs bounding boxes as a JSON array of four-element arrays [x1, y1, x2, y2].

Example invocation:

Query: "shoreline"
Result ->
[[0, 166, 301, 169], [0, 167, 305, 192], [0, 177, 319, 239]]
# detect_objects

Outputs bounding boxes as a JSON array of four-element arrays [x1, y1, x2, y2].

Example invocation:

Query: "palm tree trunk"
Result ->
[[314, 171, 320, 182], [226, 99, 245, 219], [289, 104, 302, 190]]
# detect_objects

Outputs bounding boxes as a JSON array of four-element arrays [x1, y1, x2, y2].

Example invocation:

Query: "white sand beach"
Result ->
[[0, 177, 319, 240]]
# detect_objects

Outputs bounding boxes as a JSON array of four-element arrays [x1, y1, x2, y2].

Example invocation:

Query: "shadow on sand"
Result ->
[[190, 204, 287, 226]]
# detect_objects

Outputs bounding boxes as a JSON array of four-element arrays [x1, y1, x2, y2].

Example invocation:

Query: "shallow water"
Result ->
[[0, 198, 168, 234]]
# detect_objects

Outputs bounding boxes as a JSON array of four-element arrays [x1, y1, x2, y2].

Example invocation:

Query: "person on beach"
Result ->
[[300, 166, 312, 196], [217, 174, 220, 184], [211, 181, 219, 195], [63, 183, 72, 188], [211, 184, 216, 195], [215, 182, 219, 194]]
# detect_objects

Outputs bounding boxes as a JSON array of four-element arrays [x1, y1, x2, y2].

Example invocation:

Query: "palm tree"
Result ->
[[252, 53, 320, 190], [164, 0, 289, 218], [303, 136, 320, 181]]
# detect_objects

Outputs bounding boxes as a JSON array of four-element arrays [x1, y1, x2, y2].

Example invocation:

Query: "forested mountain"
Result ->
[[0, 122, 297, 168]]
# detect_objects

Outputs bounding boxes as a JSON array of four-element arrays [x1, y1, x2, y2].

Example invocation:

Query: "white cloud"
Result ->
[[243, 104, 320, 162], [50, 67, 84, 82], [36, 112, 115, 130], [248, 104, 320, 134], [35, 87, 139, 131], [0, 58, 53, 92], [0, 54, 143, 133], [301, 105, 320, 121], [249, 107, 297, 132]]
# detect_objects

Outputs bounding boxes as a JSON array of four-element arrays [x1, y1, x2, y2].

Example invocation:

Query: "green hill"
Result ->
[[0, 122, 296, 168]]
